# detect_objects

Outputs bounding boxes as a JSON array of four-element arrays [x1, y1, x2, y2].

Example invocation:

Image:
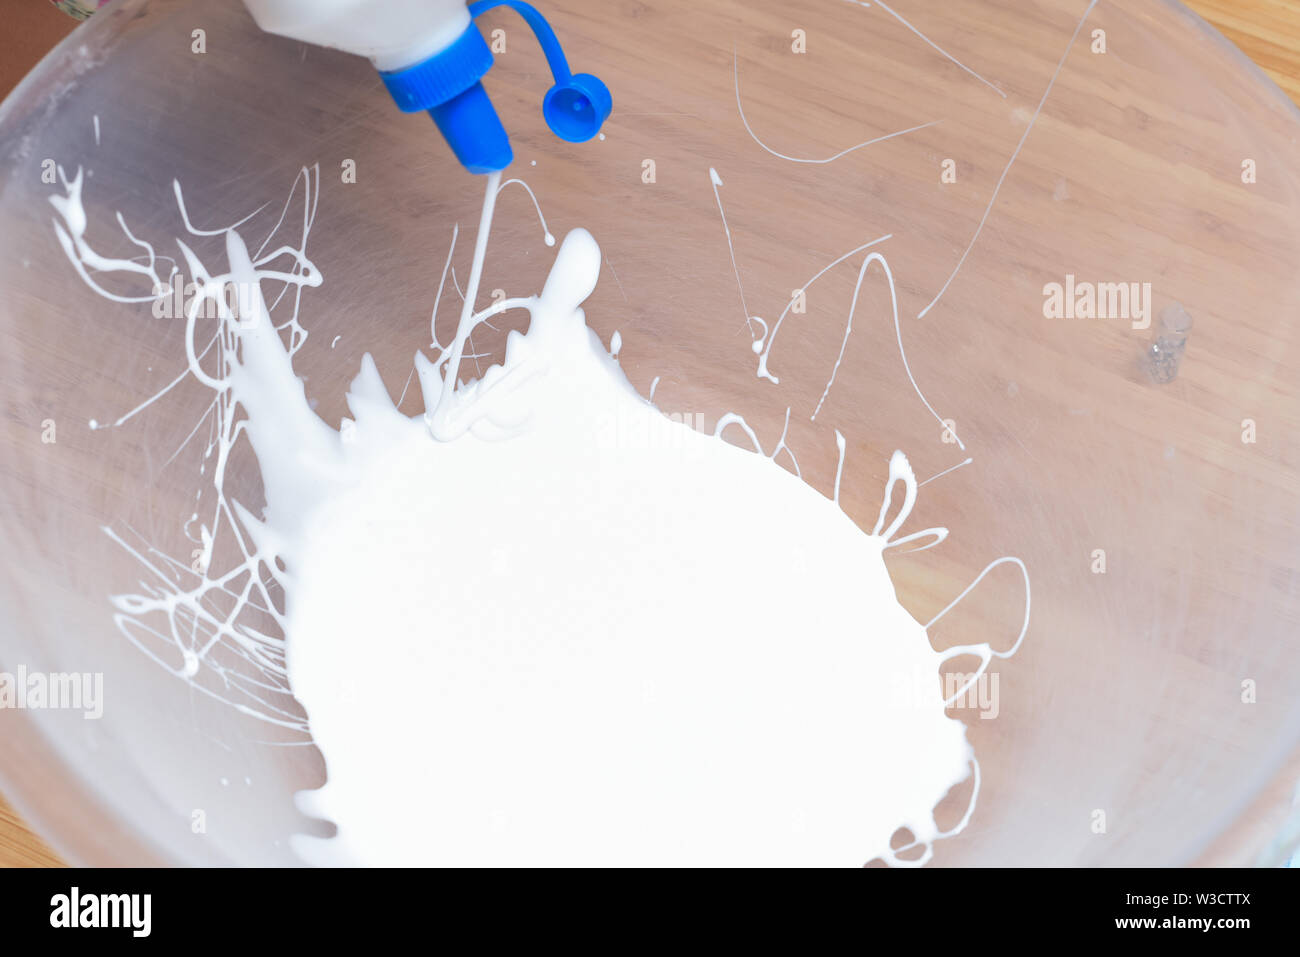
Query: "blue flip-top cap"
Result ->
[[378, 1, 611, 175]]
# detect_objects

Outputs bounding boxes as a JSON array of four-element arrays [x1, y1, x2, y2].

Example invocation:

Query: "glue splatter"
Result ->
[[51, 145, 1027, 866]]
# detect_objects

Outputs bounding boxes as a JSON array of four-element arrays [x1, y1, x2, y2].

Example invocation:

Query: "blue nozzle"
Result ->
[[429, 81, 514, 174], [378, 1, 610, 174]]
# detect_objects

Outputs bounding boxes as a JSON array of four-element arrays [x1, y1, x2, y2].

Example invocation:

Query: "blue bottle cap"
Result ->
[[379, 23, 513, 173], [543, 73, 612, 143], [379, 1, 611, 174], [378, 23, 494, 114]]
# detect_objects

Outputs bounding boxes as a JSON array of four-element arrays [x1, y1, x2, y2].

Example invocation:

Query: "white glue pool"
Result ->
[[51, 163, 1026, 867]]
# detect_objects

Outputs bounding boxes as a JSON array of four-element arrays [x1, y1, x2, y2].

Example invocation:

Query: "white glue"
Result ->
[[51, 164, 1026, 867]]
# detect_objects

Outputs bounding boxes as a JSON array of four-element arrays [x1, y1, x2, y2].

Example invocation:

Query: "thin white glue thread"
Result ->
[[734, 49, 939, 165], [428, 170, 504, 440], [497, 177, 556, 247], [869, 0, 1006, 99], [752, 234, 891, 383], [708, 167, 757, 342], [917, 0, 1098, 319]]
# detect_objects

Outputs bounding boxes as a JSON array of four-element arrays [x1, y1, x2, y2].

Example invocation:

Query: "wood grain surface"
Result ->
[[1, 0, 1299, 868], [0, 798, 59, 867]]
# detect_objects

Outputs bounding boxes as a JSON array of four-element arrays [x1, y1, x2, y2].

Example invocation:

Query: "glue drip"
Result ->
[[50, 163, 1028, 867]]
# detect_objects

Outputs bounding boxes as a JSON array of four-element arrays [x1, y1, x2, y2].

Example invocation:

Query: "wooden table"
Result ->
[[2, 0, 1298, 868]]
